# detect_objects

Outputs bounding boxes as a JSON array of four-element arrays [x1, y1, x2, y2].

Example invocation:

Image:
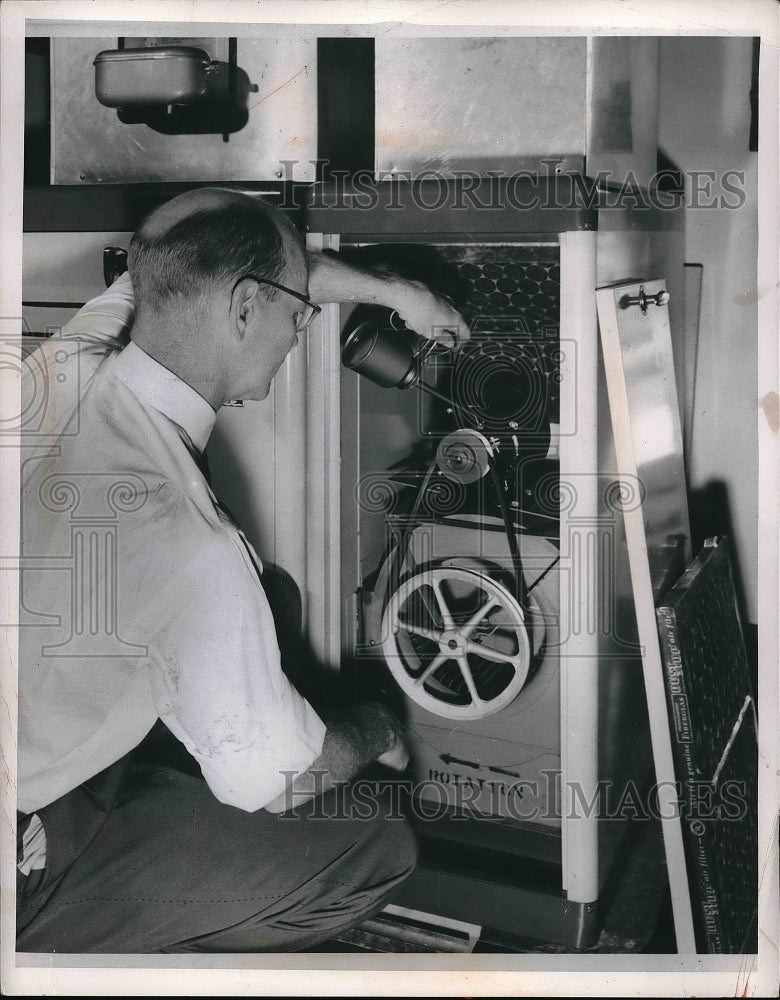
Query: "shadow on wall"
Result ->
[[687, 479, 758, 693], [658, 35, 759, 626]]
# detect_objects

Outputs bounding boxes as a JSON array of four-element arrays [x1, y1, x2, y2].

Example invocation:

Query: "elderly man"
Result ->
[[16, 188, 466, 952]]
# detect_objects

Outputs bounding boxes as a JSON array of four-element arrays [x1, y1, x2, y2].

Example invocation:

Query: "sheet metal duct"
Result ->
[[375, 36, 660, 185], [375, 37, 587, 176]]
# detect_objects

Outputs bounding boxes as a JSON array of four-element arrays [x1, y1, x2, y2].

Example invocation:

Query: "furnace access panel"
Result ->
[[342, 242, 567, 830]]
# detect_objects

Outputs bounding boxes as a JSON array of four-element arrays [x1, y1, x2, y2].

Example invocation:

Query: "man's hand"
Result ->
[[386, 278, 468, 350], [308, 250, 469, 349], [376, 739, 410, 772]]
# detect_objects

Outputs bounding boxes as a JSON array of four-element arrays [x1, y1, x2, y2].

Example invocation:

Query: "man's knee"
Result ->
[[376, 807, 418, 884], [341, 778, 419, 881]]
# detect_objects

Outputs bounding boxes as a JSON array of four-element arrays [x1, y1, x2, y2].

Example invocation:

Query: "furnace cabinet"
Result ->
[[299, 177, 686, 948]]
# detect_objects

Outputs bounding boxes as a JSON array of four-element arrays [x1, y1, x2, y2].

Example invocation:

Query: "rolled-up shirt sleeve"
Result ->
[[145, 520, 326, 813]]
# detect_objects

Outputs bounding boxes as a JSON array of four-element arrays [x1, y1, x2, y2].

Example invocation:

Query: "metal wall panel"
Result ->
[[597, 279, 691, 600], [375, 37, 587, 176], [587, 37, 660, 189], [51, 37, 318, 183], [596, 277, 697, 951]]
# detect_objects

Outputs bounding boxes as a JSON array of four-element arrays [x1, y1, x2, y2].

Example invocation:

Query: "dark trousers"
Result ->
[[16, 741, 417, 953]]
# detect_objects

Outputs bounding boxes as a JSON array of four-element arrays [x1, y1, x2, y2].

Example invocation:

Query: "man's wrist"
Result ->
[[367, 271, 413, 311]]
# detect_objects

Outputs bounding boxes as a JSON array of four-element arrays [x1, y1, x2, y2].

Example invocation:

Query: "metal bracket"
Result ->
[[103, 246, 128, 287], [619, 285, 670, 316]]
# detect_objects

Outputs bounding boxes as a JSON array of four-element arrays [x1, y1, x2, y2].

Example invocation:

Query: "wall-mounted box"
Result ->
[[93, 46, 214, 108]]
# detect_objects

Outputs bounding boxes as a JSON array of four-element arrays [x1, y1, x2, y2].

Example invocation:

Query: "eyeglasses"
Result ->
[[232, 273, 322, 333]]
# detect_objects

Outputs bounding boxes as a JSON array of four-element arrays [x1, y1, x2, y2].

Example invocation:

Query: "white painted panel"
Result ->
[[304, 234, 342, 668], [23, 231, 132, 303]]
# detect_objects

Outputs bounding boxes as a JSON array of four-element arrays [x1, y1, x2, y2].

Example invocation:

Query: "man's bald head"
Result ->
[[137, 187, 249, 238], [128, 187, 302, 320]]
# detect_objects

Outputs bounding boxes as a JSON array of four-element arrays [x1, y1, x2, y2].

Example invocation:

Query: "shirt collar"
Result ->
[[112, 341, 217, 454]]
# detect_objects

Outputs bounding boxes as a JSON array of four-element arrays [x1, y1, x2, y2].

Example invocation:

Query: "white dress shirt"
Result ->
[[18, 274, 326, 816]]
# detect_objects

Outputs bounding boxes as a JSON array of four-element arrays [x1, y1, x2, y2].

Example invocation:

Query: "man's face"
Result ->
[[233, 233, 310, 402]]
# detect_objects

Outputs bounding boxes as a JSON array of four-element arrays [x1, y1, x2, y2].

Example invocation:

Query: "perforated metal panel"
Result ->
[[656, 538, 758, 953], [437, 244, 560, 333], [436, 244, 561, 429]]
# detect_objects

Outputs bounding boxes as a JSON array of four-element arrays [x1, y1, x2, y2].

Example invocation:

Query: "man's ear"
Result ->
[[229, 278, 261, 340]]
